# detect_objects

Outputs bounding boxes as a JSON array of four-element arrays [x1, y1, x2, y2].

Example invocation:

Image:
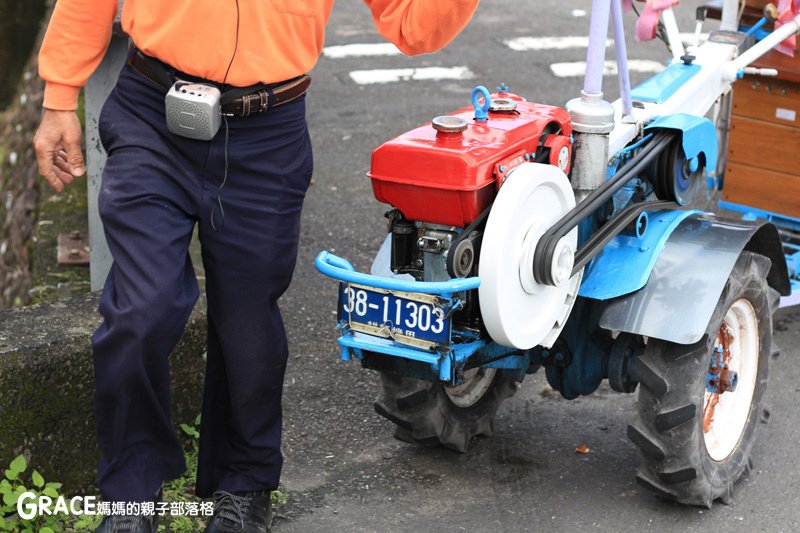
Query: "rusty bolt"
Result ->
[[719, 368, 738, 393]]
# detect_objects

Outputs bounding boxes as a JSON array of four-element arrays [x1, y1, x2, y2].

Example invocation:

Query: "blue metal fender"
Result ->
[[579, 209, 699, 300], [645, 114, 718, 179], [599, 213, 791, 345]]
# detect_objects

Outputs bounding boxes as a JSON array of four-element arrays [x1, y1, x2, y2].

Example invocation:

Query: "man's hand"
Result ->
[[33, 109, 85, 192]]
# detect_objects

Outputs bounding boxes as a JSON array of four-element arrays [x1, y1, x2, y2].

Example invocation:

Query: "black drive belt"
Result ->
[[533, 131, 677, 286]]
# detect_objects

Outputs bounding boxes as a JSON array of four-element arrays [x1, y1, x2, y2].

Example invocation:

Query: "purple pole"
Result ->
[[611, 0, 633, 117], [584, 0, 612, 96]]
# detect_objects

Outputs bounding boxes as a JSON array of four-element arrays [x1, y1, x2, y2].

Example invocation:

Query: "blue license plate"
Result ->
[[337, 283, 452, 350]]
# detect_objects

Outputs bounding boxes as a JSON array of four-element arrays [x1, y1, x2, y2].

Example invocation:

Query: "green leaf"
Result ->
[[42, 487, 59, 498], [31, 471, 44, 488], [40, 528, 54, 533], [179, 423, 194, 435], [0, 515, 6, 528], [2, 490, 19, 506], [271, 490, 288, 506], [194, 414, 201, 425], [4, 470, 17, 481], [9, 456, 26, 474], [45, 482, 62, 490]]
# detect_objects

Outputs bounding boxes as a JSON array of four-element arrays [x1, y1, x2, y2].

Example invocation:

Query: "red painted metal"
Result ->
[[368, 92, 573, 227], [545, 134, 573, 174]]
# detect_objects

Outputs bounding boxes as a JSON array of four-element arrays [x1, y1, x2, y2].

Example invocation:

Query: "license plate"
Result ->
[[338, 283, 452, 350]]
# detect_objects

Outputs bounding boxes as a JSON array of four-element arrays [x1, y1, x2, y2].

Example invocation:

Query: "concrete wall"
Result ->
[[0, 293, 206, 494]]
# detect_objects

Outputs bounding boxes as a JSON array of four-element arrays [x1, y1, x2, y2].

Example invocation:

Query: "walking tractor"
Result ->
[[315, 0, 800, 506]]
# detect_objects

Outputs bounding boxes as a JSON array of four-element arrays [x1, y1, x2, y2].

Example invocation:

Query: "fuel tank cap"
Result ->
[[432, 116, 469, 134], [489, 98, 517, 113]]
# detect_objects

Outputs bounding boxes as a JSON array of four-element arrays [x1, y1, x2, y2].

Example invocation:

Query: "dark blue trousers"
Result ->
[[92, 62, 312, 502]]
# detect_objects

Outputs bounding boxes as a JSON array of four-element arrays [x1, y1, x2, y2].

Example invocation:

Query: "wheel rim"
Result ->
[[445, 368, 497, 408], [703, 298, 760, 462]]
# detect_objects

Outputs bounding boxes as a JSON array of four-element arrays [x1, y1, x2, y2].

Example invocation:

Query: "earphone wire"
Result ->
[[211, 0, 240, 232]]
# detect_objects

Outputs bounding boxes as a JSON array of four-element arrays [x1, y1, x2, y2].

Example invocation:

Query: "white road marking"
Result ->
[[349, 66, 475, 85], [505, 33, 706, 52], [323, 42, 401, 59], [505, 36, 607, 51], [550, 59, 664, 77]]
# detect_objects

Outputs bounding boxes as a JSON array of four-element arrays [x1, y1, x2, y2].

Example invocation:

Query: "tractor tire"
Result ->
[[628, 252, 778, 507], [374, 368, 519, 453]]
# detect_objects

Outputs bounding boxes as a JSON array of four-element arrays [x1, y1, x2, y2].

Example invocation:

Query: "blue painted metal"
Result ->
[[706, 346, 737, 394], [633, 211, 648, 240], [718, 200, 800, 233], [608, 135, 658, 216], [743, 18, 769, 37], [317, 251, 532, 382], [600, 213, 791, 344], [338, 334, 442, 366], [451, 339, 489, 365], [645, 114, 719, 175], [544, 297, 610, 399], [579, 209, 699, 300], [472, 86, 491, 121], [340, 344, 352, 361], [459, 340, 519, 365], [614, 133, 653, 161], [630, 63, 700, 104], [315, 251, 480, 296], [336, 330, 528, 383], [481, 354, 529, 370], [748, 27, 771, 41]]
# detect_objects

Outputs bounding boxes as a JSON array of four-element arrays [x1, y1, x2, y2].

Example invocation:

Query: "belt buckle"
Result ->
[[239, 90, 269, 118]]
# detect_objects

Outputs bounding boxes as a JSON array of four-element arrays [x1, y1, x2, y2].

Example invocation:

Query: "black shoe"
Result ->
[[94, 488, 162, 533], [204, 490, 273, 533], [94, 513, 158, 533]]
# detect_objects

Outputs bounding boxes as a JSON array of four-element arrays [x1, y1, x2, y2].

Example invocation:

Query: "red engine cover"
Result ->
[[368, 93, 572, 227]]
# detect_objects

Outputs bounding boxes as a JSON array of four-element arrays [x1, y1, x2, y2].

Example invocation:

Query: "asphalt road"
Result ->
[[274, 1, 800, 531]]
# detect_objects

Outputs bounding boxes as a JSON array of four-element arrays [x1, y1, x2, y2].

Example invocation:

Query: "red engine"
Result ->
[[368, 91, 573, 228]]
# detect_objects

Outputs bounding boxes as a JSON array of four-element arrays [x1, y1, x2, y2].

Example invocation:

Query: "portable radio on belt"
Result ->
[[165, 80, 222, 141]]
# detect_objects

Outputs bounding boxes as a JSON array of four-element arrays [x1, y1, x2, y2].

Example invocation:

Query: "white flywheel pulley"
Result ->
[[479, 163, 583, 349]]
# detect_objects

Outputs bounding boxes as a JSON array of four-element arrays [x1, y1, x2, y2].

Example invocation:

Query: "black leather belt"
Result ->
[[127, 49, 311, 117]]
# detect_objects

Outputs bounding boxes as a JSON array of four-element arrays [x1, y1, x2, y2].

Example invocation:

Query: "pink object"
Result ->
[[775, 0, 799, 56], [634, 0, 679, 42]]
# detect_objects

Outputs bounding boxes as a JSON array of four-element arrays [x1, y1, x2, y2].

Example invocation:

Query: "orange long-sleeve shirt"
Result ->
[[39, 0, 480, 111]]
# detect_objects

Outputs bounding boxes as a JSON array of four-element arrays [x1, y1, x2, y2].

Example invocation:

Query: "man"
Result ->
[[34, 1, 479, 531]]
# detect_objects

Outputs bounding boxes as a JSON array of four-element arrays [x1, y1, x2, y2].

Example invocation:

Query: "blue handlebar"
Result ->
[[315, 251, 480, 295]]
